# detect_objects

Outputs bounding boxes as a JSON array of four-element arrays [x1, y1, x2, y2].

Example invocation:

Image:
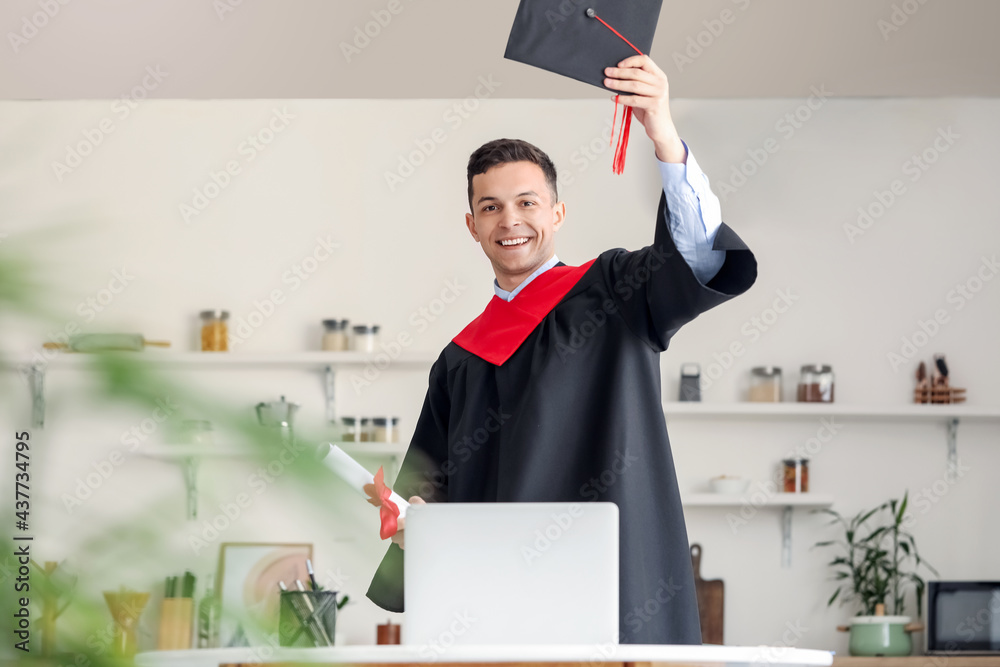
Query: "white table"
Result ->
[[136, 643, 834, 667]]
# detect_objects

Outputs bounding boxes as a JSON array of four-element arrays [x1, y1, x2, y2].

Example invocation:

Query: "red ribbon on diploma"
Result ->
[[363, 466, 400, 540]]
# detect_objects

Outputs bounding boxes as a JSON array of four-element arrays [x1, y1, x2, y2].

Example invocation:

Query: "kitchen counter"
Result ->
[[832, 657, 999, 666], [136, 644, 833, 667]]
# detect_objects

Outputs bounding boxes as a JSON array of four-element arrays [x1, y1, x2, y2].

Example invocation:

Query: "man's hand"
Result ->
[[390, 496, 425, 550], [603, 54, 686, 164]]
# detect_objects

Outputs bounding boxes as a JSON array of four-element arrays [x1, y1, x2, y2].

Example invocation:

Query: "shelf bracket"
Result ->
[[946, 417, 959, 477], [781, 506, 793, 569], [182, 456, 199, 521], [27, 363, 46, 429], [324, 365, 336, 423]]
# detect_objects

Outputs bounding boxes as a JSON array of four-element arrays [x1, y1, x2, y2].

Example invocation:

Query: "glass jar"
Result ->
[[321, 319, 349, 351], [200, 310, 229, 352], [749, 366, 782, 402], [352, 325, 380, 353], [782, 458, 810, 493], [372, 417, 399, 443], [797, 364, 835, 402], [360, 417, 373, 442], [340, 417, 360, 442]]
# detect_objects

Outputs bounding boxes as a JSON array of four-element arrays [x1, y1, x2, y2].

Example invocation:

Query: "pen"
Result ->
[[295, 580, 333, 646], [306, 559, 319, 591], [279, 581, 322, 646]]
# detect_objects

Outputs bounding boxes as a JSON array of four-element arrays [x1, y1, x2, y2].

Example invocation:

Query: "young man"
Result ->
[[366, 55, 757, 645]]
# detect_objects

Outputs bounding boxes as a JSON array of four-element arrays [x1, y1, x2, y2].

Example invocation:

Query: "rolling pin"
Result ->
[[43, 334, 171, 352]]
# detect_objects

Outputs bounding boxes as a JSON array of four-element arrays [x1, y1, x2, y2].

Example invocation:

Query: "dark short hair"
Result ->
[[466, 138, 558, 212]]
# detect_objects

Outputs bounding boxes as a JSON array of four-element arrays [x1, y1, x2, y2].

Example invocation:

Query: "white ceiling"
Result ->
[[1, 0, 997, 99]]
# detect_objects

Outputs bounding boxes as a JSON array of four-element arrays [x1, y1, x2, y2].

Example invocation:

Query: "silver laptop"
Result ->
[[403, 502, 619, 647]]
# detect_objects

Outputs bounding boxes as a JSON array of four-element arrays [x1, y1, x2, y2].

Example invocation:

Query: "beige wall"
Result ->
[[1, 96, 997, 649], [2, 0, 1000, 99]]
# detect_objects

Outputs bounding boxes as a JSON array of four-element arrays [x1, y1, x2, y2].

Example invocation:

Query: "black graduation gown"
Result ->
[[366, 190, 757, 645]]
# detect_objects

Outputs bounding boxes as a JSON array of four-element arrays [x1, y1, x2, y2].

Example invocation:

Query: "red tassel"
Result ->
[[610, 96, 632, 175]]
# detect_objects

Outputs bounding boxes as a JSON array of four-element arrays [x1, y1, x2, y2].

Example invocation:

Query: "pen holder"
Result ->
[[157, 598, 194, 650], [278, 591, 338, 647]]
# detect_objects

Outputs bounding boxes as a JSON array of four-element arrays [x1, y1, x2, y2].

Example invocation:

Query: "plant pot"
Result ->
[[847, 615, 912, 657]]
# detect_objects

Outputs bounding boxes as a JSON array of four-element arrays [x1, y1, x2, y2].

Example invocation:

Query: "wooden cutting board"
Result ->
[[691, 543, 724, 645]]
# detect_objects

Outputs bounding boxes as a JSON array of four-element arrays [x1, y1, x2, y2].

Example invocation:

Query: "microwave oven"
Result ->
[[927, 581, 1000, 654]]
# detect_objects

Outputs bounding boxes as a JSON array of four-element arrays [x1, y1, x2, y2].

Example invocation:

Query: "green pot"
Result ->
[[848, 616, 912, 657]]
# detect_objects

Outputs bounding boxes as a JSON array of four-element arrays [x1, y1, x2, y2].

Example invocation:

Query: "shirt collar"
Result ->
[[493, 255, 561, 302]]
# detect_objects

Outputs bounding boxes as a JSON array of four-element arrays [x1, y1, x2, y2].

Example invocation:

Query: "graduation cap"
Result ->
[[504, 0, 664, 174]]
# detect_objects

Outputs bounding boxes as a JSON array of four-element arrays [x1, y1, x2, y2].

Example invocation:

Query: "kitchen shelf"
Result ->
[[18, 350, 441, 370], [682, 493, 834, 569], [11, 350, 439, 428], [138, 441, 408, 462], [663, 401, 1000, 421], [664, 401, 1000, 483], [682, 493, 834, 508]]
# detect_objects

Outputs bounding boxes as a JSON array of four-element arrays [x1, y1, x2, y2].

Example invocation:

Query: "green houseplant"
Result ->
[[814, 492, 939, 656]]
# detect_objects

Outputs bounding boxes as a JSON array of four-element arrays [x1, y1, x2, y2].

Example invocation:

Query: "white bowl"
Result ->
[[710, 477, 750, 494]]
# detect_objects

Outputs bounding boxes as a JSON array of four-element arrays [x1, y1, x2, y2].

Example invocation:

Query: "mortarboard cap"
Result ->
[[504, 0, 664, 174]]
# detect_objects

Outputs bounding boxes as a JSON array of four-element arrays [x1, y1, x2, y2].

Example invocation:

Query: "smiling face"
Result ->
[[465, 161, 565, 291]]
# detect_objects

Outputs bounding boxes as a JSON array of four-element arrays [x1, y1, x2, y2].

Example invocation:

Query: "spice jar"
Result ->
[[352, 325, 380, 353], [372, 417, 399, 443], [322, 319, 349, 351], [360, 417, 373, 442], [797, 364, 835, 402], [340, 417, 360, 442], [782, 458, 809, 493], [749, 366, 782, 402], [200, 310, 229, 351]]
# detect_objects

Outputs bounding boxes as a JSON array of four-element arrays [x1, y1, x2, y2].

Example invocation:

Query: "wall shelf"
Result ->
[[662, 401, 1000, 421], [137, 441, 407, 462], [682, 493, 834, 508], [682, 493, 834, 568], [10, 350, 439, 428], [663, 401, 1000, 480], [17, 350, 440, 370]]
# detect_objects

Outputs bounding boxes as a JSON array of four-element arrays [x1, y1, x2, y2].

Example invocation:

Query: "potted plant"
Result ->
[[814, 492, 938, 656]]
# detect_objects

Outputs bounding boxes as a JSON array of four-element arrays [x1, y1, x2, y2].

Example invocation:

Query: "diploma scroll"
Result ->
[[317, 443, 409, 519]]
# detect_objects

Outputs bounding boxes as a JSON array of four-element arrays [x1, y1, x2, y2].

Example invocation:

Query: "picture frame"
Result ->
[[216, 542, 313, 647]]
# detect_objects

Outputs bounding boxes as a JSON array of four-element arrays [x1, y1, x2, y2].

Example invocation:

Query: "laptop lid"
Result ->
[[403, 502, 619, 647]]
